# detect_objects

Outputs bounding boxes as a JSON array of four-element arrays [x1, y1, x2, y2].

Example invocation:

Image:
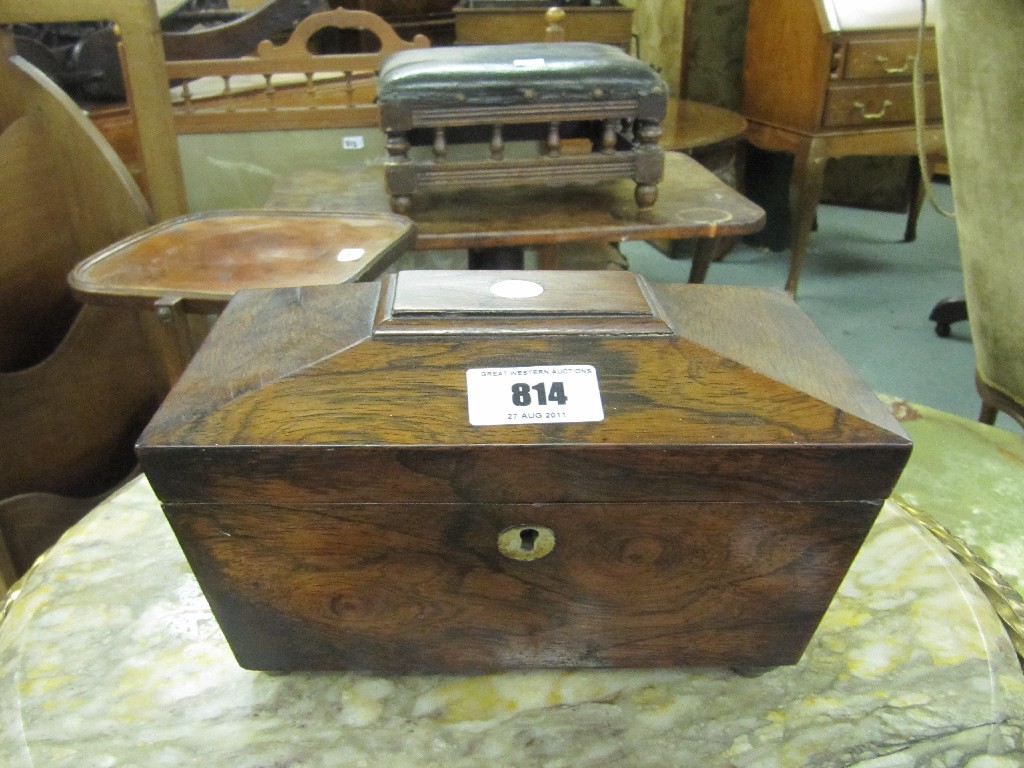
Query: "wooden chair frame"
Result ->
[[162, 8, 430, 134], [1, 31, 167, 581], [2, 0, 187, 220]]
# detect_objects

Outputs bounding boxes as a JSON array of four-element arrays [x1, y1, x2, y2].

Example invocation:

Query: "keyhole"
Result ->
[[520, 528, 539, 552], [498, 525, 556, 561]]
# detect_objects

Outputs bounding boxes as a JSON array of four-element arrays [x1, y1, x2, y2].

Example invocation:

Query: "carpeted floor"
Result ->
[[621, 180, 989, 425]]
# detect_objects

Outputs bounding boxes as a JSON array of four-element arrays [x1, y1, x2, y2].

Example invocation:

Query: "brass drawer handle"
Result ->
[[875, 54, 915, 75], [852, 99, 893, 120]]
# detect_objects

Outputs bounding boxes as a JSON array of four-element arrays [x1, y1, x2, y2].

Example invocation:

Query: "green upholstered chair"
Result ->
[[936, 0, 1024, 428]]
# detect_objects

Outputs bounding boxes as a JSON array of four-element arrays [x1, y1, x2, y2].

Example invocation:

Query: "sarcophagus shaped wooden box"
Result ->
[[377, 42, 667, 213], [136, 270, 910, 673]]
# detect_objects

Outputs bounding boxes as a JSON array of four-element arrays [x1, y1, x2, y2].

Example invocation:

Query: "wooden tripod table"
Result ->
[[265, 151, 765, 277], [69, 210, 415, 382]]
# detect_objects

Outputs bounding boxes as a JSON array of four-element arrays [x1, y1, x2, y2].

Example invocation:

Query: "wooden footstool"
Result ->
[[378, 42, 668, 213]]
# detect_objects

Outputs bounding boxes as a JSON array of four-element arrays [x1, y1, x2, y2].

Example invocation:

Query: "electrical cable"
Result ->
[[914, 0, 955, 217]]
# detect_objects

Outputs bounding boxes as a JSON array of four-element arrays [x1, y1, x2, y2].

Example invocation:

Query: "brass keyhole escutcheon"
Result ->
[[498, 525, 556, 561]]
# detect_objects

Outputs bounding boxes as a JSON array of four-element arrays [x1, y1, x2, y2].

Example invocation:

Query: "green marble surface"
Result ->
[[883, 395, 1024, 596], [1, 477, 1022, 767]]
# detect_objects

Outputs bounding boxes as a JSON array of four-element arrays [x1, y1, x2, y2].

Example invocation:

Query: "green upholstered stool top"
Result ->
[[378, 42, 667, 121]]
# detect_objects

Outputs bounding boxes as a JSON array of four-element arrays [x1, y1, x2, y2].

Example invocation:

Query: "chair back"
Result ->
[[3, 0, 186, 219], [121, 7, 431, 211], [163, 7, 429, 133], [936, 0, 1024, 427]]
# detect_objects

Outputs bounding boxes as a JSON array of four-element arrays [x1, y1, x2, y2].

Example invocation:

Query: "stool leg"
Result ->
[[386, 130, 414, 215], [634, 120, 664, 210]]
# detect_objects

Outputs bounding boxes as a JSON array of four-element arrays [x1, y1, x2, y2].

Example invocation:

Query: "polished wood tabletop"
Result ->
[[69, 210, 415, 313], [660, 98, 748, 152], [68, 210, 415, 382], [265, 151, 764, 258]]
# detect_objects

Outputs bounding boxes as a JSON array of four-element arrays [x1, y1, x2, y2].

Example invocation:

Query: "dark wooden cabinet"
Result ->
[[742, 0, 946, 294]]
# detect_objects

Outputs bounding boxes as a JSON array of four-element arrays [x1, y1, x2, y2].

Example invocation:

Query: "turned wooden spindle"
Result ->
[[433, 127, 447, 159], [636, 119, 663, 147], [547, 121, 561, 156], [602, 119, 618, 154], [385, 131, 410, 161], [490, 124, 505, 160]]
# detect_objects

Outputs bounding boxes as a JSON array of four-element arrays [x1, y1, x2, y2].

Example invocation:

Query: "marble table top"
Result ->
[[1, 477, 1023, 767]]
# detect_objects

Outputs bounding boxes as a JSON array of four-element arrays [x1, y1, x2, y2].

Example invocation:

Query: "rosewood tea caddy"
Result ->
[[137, 270, 910, 672]]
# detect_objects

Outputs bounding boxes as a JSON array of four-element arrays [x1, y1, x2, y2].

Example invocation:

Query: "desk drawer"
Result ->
[[823, 80, 941, 128], [842, 37, 938, 80]]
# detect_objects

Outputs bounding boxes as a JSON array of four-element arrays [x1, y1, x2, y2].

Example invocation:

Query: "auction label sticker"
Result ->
[[466, 365, 604, 426]]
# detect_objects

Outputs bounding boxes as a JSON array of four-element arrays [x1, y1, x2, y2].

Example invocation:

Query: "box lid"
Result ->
[[137, 271, 910, 505]]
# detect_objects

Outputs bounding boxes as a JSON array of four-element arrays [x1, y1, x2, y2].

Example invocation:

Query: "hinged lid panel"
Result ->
[[137, 272, 909, 505]]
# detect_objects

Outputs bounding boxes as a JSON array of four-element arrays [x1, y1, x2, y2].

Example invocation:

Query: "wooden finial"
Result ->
[[545, 6, 567, 42]]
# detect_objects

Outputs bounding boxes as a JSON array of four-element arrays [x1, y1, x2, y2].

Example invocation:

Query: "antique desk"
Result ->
[[1, 475, 1022, 765], [743, 0, 946, 295], [266, 151, 765, 277], [68, 210, 414, 381]]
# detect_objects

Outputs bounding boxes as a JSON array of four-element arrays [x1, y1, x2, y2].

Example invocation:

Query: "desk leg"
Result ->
[[786, 138, 828, 296], [468, 247, 525, 270], [688, 239, 718, 283], [905, 154, 945, 243], [905, 156, 925, 242]]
